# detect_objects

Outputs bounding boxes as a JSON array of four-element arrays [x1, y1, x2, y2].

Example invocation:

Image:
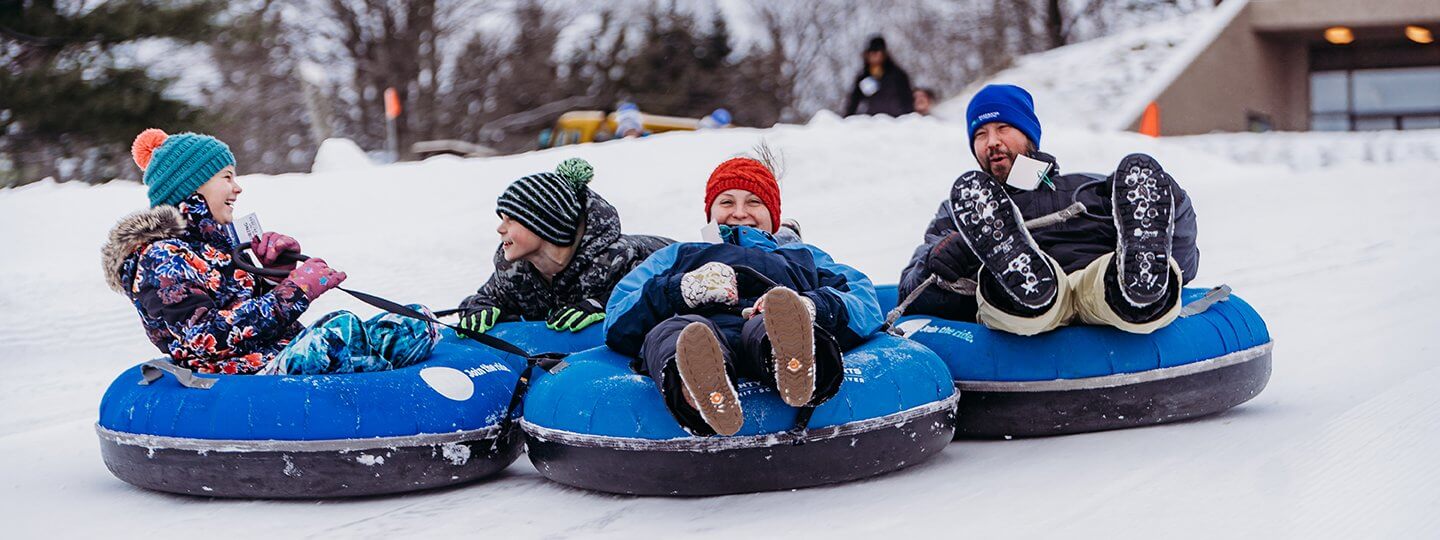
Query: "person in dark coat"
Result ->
[[103, 129, 437, 376], [898, 84, 1199, 335], [843, 35, 915, 117], [458, 158, 672, 335], [605, 157, 883, 436]]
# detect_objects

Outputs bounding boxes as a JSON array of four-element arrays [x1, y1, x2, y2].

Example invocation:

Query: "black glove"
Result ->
[[925, 232, 981, 283], [546, 299, 606, 332], [457, 305, 501, 335]]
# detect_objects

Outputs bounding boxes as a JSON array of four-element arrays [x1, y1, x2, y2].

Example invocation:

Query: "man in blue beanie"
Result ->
[[897, 84, 1201, 335]]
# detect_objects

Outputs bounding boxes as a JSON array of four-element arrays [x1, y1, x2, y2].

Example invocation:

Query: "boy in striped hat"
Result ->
[[457, 158, 672, 335]]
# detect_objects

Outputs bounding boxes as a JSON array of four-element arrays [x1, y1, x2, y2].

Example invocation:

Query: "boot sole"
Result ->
[[1112, 154, 1176, 307], [763, 288, 816, 407], [675, 323, 744, 436], [949, 171, 1058, 310]]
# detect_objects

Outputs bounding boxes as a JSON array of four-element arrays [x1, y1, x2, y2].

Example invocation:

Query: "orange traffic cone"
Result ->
[[1139, 102, 1161, 137]]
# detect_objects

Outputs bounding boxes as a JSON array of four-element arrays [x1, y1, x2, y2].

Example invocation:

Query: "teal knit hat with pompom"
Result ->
[[496, 157, 595, 246], [131, 128, 237, 208]]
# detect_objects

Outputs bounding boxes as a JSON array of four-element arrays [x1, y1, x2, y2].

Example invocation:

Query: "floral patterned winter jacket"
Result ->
[[102, 194, 310, 374]]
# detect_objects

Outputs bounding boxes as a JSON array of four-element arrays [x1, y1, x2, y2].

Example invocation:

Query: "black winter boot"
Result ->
[[1111, 154, 1176, 308], [949, 171, 1058, 311]]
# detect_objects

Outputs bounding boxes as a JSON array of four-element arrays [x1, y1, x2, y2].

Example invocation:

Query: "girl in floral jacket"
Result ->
[[102, 129, 436, 375]]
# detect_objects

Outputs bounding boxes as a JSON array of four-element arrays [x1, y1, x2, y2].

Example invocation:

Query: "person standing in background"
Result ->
[[843, 35, 915, 117]]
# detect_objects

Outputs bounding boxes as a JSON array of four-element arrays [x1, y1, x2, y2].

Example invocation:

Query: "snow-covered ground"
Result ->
[[3, 112, 1438, 537]]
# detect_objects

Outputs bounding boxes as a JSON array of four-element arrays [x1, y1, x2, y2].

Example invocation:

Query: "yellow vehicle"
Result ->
[[542, 110, 703, 147]]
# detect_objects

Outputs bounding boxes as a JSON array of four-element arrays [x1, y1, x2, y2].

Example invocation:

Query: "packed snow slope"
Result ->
[[2, 114, 1438, 538]]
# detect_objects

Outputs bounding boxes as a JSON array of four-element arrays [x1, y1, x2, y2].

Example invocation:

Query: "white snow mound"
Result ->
[[311, 138, 375, 173]]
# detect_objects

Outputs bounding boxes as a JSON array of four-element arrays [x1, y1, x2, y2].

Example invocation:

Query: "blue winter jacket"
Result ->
[[604, 225, 883, 356]]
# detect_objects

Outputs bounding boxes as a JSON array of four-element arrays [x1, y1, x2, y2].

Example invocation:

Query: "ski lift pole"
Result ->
[[384, 87, 401, 162]]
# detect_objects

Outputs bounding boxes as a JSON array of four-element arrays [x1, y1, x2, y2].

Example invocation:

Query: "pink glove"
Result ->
[[285, 258, 346, 301], [253, 232, 302, 269]]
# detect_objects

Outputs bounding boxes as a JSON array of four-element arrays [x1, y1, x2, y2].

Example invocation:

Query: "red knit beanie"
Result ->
[[704, 157, 781, 233]]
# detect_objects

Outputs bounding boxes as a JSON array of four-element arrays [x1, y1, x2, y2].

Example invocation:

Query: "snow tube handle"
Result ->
[[231, 242, 309, 279], [1180, 285, 1232, 317], [140, 359, 216, 390]]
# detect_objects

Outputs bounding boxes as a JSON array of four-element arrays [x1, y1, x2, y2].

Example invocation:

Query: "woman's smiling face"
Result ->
[[709, 188, 773, 233]]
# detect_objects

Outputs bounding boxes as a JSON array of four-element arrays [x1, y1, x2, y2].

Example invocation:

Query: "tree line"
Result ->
[[0, 0, 1205, 186]]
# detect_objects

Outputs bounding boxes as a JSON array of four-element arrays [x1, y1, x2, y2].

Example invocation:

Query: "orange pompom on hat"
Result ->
[[704, 157, 781, 233], [131, 128, 236, 208]]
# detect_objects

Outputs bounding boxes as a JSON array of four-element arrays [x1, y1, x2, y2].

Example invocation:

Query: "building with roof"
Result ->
[[1128, 0, 1440, 135]]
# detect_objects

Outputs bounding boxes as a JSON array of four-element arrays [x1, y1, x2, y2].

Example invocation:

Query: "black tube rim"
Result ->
[[522, 393, 960, 452]]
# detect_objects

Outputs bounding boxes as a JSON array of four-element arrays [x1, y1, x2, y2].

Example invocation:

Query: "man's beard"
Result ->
[[982, 148, 1016, 181]]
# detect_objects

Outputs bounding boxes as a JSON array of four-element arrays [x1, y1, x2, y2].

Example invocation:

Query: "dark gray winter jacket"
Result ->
[[898, 155, 1199, 321], [460, 193, 672, 321], [843, 62, 915, 117]]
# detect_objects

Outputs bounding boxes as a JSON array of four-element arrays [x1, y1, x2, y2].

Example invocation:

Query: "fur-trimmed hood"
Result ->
[[101, 206, 185, 293]]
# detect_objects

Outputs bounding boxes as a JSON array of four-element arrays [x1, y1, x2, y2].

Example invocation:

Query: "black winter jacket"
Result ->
[[898, 156, 1200, 321], [843, 62, 915, 117]]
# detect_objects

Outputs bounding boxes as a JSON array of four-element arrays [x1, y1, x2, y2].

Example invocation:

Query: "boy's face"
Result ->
[[497, 214, 546, 262], [709, 188, 772, 233]]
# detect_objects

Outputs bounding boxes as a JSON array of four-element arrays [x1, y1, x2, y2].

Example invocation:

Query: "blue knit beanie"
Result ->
[[132, 129, 237, 208], [966, 84, 1042, 152]]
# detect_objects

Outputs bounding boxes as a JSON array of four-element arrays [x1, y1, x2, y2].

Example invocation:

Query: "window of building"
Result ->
[[1310, 66, 1440, 131]]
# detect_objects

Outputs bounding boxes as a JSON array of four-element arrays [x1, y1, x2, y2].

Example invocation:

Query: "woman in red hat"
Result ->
[[602, 155, 884, 436]]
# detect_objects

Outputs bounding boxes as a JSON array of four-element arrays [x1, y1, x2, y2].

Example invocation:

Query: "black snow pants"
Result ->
[[635, 313, 844, 435]]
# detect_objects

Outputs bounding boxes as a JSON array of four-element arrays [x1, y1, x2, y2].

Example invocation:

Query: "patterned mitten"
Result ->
[[284, 258, 346, 301], [680, 262, 739, 308]]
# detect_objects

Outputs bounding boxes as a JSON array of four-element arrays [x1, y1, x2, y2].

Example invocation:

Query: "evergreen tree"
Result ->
[[0, 0, 221, 185], [618, 8, 691, 115]]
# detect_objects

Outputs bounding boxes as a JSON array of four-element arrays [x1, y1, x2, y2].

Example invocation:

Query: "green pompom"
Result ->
[[555, 157, 594, 190]]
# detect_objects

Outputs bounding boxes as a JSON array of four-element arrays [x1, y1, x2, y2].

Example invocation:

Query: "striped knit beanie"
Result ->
[[496, 158, 595, 246], [704, 157, 781, 233], [131, 129, 237, 208]]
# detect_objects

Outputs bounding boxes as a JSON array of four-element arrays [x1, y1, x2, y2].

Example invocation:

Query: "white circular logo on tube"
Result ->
[[420, 367, 474, 401]]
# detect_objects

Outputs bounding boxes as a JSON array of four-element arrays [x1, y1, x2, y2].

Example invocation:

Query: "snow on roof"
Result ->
[[934, 0, 1250, 132]]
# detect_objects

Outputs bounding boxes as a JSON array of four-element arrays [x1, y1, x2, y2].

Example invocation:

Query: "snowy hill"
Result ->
[[2, 114, 1439, 536], [934, 2, 1245, 132]]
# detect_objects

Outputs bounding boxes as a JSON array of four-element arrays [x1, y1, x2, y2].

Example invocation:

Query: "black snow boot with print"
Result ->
[[1111, 153, 1176, 308], [948, 170, 1058, 312]]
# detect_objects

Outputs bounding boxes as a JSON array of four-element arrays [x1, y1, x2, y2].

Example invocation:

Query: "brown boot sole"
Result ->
[[675, 322, 744, 436], [763, 288, 816, 407]]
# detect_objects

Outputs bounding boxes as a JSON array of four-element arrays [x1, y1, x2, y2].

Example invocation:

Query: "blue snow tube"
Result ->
[[879, 285, 1272, 438], [485, 321, 605, 355], [520, 334, 959, 496], [96, 334, 528, 498]]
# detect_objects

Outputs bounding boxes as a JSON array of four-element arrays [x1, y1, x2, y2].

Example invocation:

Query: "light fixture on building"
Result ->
[[1324, 26, 1354, 45], [1406, 25, 1434, 44]]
